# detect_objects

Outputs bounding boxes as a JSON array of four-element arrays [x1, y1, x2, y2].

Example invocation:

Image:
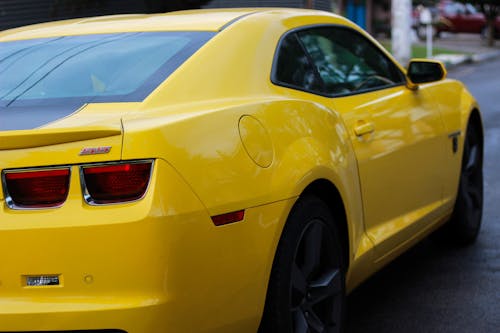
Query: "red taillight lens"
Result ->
[[82, 161, 152, 204], [4, 168, 70, 208]]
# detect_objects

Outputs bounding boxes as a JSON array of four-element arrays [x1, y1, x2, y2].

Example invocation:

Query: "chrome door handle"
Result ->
[[354, 122, 375, 136]]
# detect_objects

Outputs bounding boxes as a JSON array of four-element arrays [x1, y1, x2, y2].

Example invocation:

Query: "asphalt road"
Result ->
[[346, 58, 500, 333]]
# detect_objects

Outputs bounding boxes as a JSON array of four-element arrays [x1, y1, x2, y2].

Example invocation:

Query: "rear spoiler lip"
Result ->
[[0, 125, 122, 150]]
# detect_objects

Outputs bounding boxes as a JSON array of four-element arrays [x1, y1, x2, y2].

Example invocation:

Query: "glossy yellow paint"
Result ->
[[333, 85, 448, 258], [0, 125, 121, 150], [0, 8, 479, 332], [0, 158, 293, 332], [0, 9, 262, 41], [238, 115, 274, 168]]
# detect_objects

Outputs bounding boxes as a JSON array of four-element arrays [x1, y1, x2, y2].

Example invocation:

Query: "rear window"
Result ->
[[0, 32, 214, 107]]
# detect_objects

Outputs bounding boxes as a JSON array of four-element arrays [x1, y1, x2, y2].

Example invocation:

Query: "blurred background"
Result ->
[[2, 0, 497, 89], [0, 1, 497, 40]]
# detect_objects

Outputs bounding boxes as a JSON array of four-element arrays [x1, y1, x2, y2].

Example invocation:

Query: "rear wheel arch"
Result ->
[[437, 108, 484, 245], [467, 109, 483, 145], [461, 108, 484, 163], [259, 184, 348, 332], [301, 179, 350, 272]]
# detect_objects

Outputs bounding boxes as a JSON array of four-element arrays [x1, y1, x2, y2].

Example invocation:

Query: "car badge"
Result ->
[[79, 146, 112, 155]]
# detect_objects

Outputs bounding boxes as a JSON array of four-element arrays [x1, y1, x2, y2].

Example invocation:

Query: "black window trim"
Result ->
[[294, 33, 327, 92], [271, 24, 407, 98]]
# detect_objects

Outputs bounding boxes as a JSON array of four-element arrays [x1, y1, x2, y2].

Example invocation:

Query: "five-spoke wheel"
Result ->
[[291, 220, 343, 333], [260, 195, 345, 333]]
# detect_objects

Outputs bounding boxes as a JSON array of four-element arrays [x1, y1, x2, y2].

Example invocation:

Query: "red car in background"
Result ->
[[415, 1, 500, 39], [437, 1, 500, 38]]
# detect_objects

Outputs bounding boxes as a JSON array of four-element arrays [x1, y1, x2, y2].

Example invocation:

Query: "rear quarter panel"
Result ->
[[120, 96, 366, 290], [120, 10, 371, 286]]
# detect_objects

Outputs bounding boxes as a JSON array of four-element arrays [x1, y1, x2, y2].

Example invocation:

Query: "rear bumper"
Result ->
[[0, 300, 167, 332], [0, 159, 291, 333]]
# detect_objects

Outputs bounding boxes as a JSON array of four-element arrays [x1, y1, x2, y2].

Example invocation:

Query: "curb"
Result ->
[[433, 50, 500, 69], [471, 51, 500, 63], [432, 54, 471, 69]]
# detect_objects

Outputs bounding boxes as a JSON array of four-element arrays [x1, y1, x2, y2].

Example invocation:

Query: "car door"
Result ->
[[292, 26, 449, 259]]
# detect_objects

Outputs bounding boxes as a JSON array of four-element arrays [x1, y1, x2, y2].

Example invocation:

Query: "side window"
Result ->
[[297, 27, 405, 95], [443, 4, 457, 16], [455, 3, 466, 15], [273, 34, 324, 93]]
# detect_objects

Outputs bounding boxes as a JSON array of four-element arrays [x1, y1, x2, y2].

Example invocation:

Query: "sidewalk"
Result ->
[[417, 33, 500, 68]]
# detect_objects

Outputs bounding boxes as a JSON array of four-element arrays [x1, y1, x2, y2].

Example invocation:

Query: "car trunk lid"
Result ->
[[0, 103, 141, 200]]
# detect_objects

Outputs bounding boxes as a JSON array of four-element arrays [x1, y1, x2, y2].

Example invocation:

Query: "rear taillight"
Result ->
[[3, 168, 70, 209], [81, 160, 153, 205]]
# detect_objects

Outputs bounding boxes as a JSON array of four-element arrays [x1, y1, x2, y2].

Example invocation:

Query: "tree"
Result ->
[[392, 0, 412, 65], [460, 0, 500, 46]]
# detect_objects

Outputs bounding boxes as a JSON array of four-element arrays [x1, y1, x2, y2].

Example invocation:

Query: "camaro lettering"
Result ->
[[79, 146, 112, 155]]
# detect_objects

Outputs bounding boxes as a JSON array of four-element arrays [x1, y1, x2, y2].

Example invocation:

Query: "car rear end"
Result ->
[[0, 8, 326, 332], [0, 149, 224, 332], [0, 108, 279, 332], [0, 21, 231, 333]]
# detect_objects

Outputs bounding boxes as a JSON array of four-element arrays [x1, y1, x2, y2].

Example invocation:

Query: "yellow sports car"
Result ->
[[0, 8, 482, 333]]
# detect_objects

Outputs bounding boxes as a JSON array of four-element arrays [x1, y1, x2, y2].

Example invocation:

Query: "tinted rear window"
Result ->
[[0, 32, 214, 107]]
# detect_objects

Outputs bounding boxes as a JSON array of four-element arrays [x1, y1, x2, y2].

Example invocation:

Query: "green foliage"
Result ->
[[380, 41, 470, 58]]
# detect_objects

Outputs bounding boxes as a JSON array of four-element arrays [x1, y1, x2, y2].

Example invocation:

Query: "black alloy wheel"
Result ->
[[291, 219, 343, 332], [260, 195, 345, 333], [445, 121, 483, 245]]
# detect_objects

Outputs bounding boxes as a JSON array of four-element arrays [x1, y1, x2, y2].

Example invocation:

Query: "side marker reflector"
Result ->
[[211, 210, 245, 226]]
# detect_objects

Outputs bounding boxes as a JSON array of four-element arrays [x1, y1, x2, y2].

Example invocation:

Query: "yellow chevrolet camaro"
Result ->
[[0, 8, 483, 333]]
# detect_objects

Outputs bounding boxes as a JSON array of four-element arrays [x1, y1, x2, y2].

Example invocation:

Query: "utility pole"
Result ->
[[304, 0, 314, 9], [391, 0, 412, 66]]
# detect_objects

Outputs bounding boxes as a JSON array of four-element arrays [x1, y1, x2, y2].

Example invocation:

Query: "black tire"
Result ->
[[444, 121, 483, 245], [259, 195, 345, 333]]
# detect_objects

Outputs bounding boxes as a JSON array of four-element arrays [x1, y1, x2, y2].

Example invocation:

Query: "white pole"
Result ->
[[420, 7, 433, 58], [426, 23, 433, 58], [391, 0, 412, 65]]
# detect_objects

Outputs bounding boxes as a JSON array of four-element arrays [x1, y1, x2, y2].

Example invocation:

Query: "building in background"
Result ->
[[204, 0, 331, 11], [0, 0, 393, 34], [0, 0, 332, 31], [345, 0, 369, 29], [0, 0, 149, 31], [335, 0, 391, 35]]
